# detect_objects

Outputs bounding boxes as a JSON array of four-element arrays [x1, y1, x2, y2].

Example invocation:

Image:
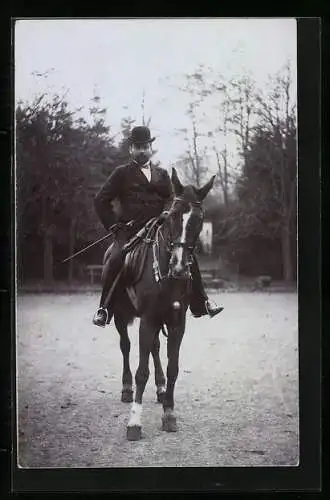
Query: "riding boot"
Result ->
[[189, 256, 224, 318], [93, 245, 125, 328]]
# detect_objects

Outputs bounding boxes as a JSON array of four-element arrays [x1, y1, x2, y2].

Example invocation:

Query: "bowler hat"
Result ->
[[127, 126, 155, 144]]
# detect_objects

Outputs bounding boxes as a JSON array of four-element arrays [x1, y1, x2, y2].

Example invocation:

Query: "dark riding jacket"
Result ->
[[94, 161, 173, 231]]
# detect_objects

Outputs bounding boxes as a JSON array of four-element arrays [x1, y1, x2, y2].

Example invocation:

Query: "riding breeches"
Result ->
[[99, 230, 132, 308]]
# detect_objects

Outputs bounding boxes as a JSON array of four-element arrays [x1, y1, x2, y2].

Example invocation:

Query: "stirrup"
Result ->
[[93, 307, 109, 328], [205, 299, 224, 318]]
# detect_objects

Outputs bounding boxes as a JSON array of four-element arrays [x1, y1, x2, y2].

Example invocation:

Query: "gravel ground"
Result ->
[[16, 291, 299, 468]]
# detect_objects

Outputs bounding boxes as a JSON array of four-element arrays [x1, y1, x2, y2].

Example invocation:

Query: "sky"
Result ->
[[15, 18, 297, 171]]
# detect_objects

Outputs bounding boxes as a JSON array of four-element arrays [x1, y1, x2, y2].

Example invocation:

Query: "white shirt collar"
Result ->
[[140, 161, 152, 181], [141, 160, 151, 169], [132, 159, 151, 169]]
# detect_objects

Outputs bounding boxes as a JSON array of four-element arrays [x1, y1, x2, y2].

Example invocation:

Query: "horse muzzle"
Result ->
[[168, 267, 191, 280]]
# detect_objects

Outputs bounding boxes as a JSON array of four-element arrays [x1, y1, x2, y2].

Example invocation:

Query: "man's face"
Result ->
[[130, 142, 152, 165]]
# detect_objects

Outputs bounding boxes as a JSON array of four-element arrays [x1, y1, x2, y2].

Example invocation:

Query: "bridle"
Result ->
[[152, 196, 204, 283]]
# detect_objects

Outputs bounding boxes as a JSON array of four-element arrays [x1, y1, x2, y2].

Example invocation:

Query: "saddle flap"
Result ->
[[124, 218, 159, 285]]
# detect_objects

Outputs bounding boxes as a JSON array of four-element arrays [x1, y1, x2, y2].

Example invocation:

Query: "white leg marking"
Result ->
[[174, 209, 192, 273], [127, 402, 142, 427], [157, 385, 166, 394]]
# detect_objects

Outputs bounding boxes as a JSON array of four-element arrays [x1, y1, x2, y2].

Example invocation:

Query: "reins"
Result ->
[[127, 196, 203, 339], [152, 196, 201, 283]]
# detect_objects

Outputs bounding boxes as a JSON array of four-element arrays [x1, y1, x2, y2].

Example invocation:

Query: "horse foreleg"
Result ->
[[151, 331, 166, 403], [127, 316, 158, 441], [114, 313, 133, 403], [162, 317, 185, 433]]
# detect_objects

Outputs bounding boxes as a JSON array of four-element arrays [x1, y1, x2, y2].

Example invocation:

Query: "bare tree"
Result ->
[[208, 96, 232, 208], [225, 73, 257, 165], [140, 88, 152, 128], [254, 62, 297, 281], [166, 65, 218, 187]]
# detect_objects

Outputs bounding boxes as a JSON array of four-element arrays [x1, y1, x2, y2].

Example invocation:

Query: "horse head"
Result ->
[[166, 168, 216, 279]]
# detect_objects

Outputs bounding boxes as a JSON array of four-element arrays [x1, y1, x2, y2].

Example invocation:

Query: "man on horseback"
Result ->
[[92, 126, 223, 327]]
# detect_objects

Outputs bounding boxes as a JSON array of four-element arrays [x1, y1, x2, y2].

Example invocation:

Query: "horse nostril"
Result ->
[[171, 265, 189, 279], [171, 267, 181, 278]]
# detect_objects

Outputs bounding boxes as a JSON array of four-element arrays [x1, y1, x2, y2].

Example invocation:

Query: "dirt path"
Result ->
[[16, 292, 299, 468]]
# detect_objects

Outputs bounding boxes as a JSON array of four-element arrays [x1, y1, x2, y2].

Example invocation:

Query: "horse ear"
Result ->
[[195, 175, 216, 201], [171, 167, 183, 195]]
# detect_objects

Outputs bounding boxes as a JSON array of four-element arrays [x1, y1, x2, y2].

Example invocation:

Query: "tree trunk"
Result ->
[[215, 148, 229, 208], [192, 119, 200, 187], [44, 227, 54, 284], [68, 217, 76, 284], [281, 223, 293, 282], [223, 150, 229, 208], [41, 193, 54, 285]]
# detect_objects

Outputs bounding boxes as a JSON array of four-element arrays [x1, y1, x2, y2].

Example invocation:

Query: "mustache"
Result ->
[[134, 153, 150, 162]]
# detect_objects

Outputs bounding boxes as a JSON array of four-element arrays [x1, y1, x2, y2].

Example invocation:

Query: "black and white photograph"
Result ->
[[15, 18, 299, 470]]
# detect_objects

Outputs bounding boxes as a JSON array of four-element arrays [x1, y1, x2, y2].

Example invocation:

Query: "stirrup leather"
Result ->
[[204, 299, 215, 315]]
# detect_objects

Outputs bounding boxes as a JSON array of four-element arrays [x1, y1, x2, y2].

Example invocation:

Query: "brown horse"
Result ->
[[110, 168, 215, 440]]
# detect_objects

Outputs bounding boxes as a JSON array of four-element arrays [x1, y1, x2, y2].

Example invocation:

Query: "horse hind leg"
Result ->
[[114, 312, 133, 403], [151, 331, 166, 403]]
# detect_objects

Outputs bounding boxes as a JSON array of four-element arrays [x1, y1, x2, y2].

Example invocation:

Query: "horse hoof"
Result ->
[[162, 414, 177, 432], [157, 391, 165, 404], [121, 389, 133, 403], [127, 425, 142, 441]]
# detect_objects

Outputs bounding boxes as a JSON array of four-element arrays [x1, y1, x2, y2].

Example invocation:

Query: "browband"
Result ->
[[172, 197, 202, 207]]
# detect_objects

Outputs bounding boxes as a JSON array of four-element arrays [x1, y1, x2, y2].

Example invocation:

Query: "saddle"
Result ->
[[103, 217, 161, 321], [102, 217, 158, 314], [123, 217, 159, 285]]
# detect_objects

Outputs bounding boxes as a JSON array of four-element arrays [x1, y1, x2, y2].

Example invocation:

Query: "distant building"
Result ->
[[199, 221, 213, 254]]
